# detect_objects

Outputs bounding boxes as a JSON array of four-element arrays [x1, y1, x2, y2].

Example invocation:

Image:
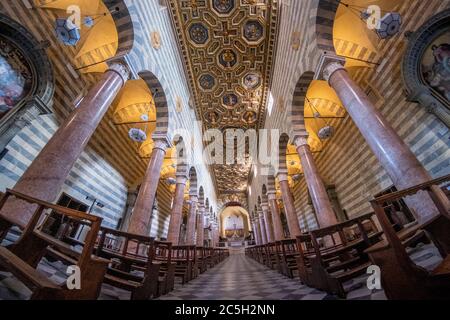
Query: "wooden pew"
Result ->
[[0, 189, 108, 300], [265, 242, 280, 271], [279, 239, 299, 278], [196, 246, 207, 274], [171, 245, 197, 284], [296, 212, 383, 297], [366, 174, 450, 300], [94, 227, 174, 299]]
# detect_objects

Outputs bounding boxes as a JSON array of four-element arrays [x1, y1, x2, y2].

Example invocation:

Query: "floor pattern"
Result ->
[[0, 238, 442, 300]]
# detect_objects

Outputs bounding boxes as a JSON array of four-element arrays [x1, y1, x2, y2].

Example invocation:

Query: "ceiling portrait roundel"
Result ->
[[243, 72, 261, 90], [189, 23, 209, 45], [243, 20, 264, 43], [212, 0, 236, 15], [198, 74, 216, 91]]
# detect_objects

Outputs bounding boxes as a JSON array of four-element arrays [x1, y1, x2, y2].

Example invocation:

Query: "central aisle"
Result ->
[[158, 252, 339, 300]]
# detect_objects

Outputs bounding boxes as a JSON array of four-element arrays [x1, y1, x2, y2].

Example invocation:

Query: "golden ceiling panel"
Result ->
[[167, 0, 279, 130], [167, 0, 279, 194]]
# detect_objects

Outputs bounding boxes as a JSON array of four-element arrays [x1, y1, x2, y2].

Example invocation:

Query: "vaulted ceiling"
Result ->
[[167, 0, 279, 195]]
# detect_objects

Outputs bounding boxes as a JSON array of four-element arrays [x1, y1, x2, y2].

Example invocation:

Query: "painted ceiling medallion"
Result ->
[[189, 23, 209, 45], [212, 0, 236, 15], [243, 72, 261, 90], [199, 74, 216, 90], [222, 93, 239, 109], [243, 20, 264, 43], [204, 110, 222, 125], [218, 49, 238, 68], [242, 110, 257, 124]]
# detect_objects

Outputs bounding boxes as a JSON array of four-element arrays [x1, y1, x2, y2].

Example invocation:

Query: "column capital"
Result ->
[[314, 53, 346, 82], [323, 62, 346, 83], [197, 204, 205, 213], [267, 191, 277, 201], [107, 61, 130, 86], [261, 202, 269, 212], [277, 172, 289, 182], [153, 138, 171, 152], [293, 135, 309, 148], [189, 195, 198, 203], [175, 175, 188, 185]]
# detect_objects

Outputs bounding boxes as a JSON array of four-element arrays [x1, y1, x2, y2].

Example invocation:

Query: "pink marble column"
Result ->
[[252, 220, 260, 245], [294, 136, 338, 227], [128, 139, 169, 235], [0, 62, 129, 228], [185, 195, 198, 245], [254, 217, 263, 245], [278, 173, 302, 238], [261, 202, 274, 243], [258, 210, 268, 244], [325, 62, 449, 220], [166, 175, 188, 244], [196, 204, 205, 246], [267, 191, 285, 241]]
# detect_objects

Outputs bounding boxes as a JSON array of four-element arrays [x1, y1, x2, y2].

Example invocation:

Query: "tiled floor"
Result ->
[[0, 240, 441, 300]]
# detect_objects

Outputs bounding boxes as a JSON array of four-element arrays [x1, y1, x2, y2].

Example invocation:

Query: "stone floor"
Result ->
[[0, 240, 442, 300]]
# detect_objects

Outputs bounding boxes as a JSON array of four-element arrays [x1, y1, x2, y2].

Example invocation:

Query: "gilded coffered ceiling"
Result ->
[[167, 0, 279, 194]]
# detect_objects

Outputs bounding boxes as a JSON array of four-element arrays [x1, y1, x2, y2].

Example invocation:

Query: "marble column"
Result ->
[[196, 204, 205, 247], [267, 191, 285, 241], [127, 139, 169, 235], [261, 202, 274, 243], [0, 62, 130, 228], [294, 136, 338, 227], [324, 62, 449, 220], [278, 173, 302, 238], [258, 210, 268, 244], [166, 175, 188, 244], [255, 217, 263, 245], [185, 195, 198, 245], [252, 219, 260, 245]]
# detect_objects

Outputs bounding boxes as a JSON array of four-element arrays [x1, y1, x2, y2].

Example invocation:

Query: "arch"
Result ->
[[198, 186, 205, 206], [312, 0, 340, 54], [138, 71, 170, 143], [188, 166, 198, 197], [219, 206, 251, 238], [102, 0, 140, 58], [261, 184, 268, 203], [291, 71, 315, 137], [0, 13, 54, 108]]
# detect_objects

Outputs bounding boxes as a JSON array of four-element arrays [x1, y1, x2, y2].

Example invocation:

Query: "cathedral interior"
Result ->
[[0, 0, 449, 303]]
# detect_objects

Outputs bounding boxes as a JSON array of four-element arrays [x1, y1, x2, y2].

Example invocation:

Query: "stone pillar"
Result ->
[[324, 62, 449, 220], [268, 191, 285, 241], [261, 202, 274, 243], [294, 136, 338, 227], [258, 210, 268, 244], [0, 62, 130, 228], [278, 173, 302, 238], [255, 216, 263, 245], [252, 219, 260, 245], [167, 175, 188, 244], [128, 139, 169, 235], [185, 195, 198, 245], [196, 204, 205, 246]]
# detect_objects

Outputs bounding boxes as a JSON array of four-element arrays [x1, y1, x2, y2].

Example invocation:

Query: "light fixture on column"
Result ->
[[306, 97, 335, 140], [128, 128, 147, 143]]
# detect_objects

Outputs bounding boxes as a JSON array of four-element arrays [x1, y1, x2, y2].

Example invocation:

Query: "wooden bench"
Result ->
[[366, 174, 450, 300], [296, 212, 383, 297], [0, 189, 108, 300], [279, 239, 299, 278], [171, 245, 197, 284], [196, 246, 207, 274], [94, 227, 174, 299]]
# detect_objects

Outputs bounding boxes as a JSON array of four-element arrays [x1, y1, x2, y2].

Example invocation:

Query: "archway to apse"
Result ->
[[219, 204, 251, 242]]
